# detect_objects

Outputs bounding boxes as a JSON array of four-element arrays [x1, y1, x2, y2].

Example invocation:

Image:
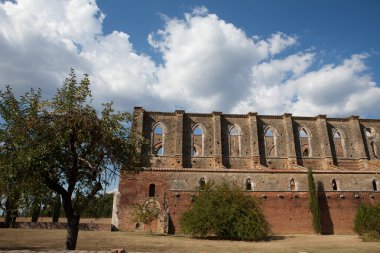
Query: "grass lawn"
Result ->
[[0, 229, 379, 253]]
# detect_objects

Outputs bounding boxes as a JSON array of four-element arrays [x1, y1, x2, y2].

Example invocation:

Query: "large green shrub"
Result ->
[[307, 168, 321, 234], [354, 203, 380, 240], [180, 181, 270, 241]]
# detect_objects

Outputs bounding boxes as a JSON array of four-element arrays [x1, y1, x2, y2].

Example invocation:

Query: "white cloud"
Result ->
[[149, 9, 297, 112], [0, 1, 379, 118]]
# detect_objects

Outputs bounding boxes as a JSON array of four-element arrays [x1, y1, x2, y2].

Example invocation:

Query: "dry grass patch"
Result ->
[[0, 229, 380, 253]]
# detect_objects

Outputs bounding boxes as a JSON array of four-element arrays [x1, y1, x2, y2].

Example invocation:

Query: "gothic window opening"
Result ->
[[264, 126, 277, 157], [199, 178, 206, 190], [152, 123, 165, 156], [332, 179, 337, 191], [229, 125, 242, 156], [302, 147, 309, 157], [373, 179, 378, 191], [333, 130, 345, 158], [246, 178, 252, 191], [365, 128, 378, 159], [192, 125, 204, 156], [149, 183, 156, 197], [290, 178, 296, 191], [299, 127, 312, 158]]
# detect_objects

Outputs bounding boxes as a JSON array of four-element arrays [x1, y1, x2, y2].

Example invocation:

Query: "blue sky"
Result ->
[[1, 0, 380, 117], [98, 0, 380, 69]]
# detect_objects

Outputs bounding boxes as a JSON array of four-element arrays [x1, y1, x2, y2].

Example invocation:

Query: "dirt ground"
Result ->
[[0, 229, 379, 253]]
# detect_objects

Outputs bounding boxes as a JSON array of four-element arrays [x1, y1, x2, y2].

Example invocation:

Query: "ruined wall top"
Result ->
[[133, 107, 380, 171]]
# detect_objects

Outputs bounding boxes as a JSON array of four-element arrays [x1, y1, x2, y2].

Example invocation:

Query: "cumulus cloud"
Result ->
[[0, 0, 379, 117]]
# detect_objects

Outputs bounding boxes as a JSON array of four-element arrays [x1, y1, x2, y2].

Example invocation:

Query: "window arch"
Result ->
[[152, 123, 166, 156], [229, 125, 242, 156], [245, 178, 252, 191], [365, 128, 378, 159], [333, 129, 346, 158], [192, 124, 205, 156], [299, 127, 312, 158], [373, 179, 378, 191], [149, 183, 156, 197], [290, 178, 296, 191], [264, 126, 277, 157], [199, 178, 206, 190], [332, 179, 337, 191]]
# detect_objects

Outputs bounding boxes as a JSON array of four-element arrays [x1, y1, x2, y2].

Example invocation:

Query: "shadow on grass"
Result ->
[[191, 235, 286, 242], [0, 246, 47, 251]]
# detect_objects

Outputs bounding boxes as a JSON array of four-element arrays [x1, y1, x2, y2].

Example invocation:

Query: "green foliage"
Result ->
[[82, 193, 113, 219], [361, 231, 380, 242], [180, 181, 270, 241], [51, 194, 61, 222], [308, 168, 321, 234], [0, 85, 49, 226], [354, 203, 380, 241], [0, 69, 147, 249], [132, 201, 160, 234]]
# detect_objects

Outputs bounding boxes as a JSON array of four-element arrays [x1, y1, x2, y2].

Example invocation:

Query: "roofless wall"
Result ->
[[133, 107, 380, 171]]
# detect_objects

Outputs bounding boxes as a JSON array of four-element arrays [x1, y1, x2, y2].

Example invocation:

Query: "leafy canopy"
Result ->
[[0, 69, 146, 249]]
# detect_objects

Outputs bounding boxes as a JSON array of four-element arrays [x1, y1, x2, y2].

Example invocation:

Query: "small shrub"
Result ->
[[131, 201, 160, 234], [361, 231, 380, 242], [180, 181, 270, 241], [354, 203, 380, 241]]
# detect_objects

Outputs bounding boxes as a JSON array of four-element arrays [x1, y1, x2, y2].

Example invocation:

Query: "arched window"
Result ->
[[290, 178, 296, 191], [264, 126, 277, 157], [152, 123, 165, 156], [332, 179, 337, 191], [299, 127, 312, 158], [229, 125, 242, 156], [199, 178, 206, 190], [246, 178, 252, 191], [149, 183, 156, 197], [192, 125, 204, 156], [365, 128, 378, 159], [373, 179, 378, 191], [333, 129, 345, 158]]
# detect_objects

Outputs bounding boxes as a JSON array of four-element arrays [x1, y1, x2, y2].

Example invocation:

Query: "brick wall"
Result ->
[[118, 108, 380, 235]]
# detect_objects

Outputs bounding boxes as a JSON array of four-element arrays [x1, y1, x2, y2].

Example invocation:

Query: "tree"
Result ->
[[180, 181, 270, 241], [0, 86, 47, 227], [0, 69, 146, 249], [307, 168, 321, 234], [82, 193, 113, 219], [51, 193, 62, 222], [131, 201, 160, 234]]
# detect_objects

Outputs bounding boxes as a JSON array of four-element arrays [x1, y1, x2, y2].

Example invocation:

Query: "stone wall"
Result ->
[[117, 107, 380, 235], [134, 107, 380, 171], [4, 222, 111, 231]]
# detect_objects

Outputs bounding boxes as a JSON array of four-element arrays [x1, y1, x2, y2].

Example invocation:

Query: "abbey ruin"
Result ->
[[115, 107, 380, 234]]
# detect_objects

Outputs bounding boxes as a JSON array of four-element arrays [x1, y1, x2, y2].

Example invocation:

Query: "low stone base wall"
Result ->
[[1, 222, 111, 231]]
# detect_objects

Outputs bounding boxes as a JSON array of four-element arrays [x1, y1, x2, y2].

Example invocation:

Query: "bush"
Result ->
[[361, 231, 380, 242], [354, 203, 380, 237], [180, 181, 270, 241]]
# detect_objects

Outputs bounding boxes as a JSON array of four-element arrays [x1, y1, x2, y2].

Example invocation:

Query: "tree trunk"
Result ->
[[65, 214, 80, 250]]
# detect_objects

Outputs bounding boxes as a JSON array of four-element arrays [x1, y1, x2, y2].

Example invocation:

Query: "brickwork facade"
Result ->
[[116, 107, 380, 234]]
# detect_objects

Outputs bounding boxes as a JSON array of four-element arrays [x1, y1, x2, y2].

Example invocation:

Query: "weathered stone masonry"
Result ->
[[116, 107, 380, 234]]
